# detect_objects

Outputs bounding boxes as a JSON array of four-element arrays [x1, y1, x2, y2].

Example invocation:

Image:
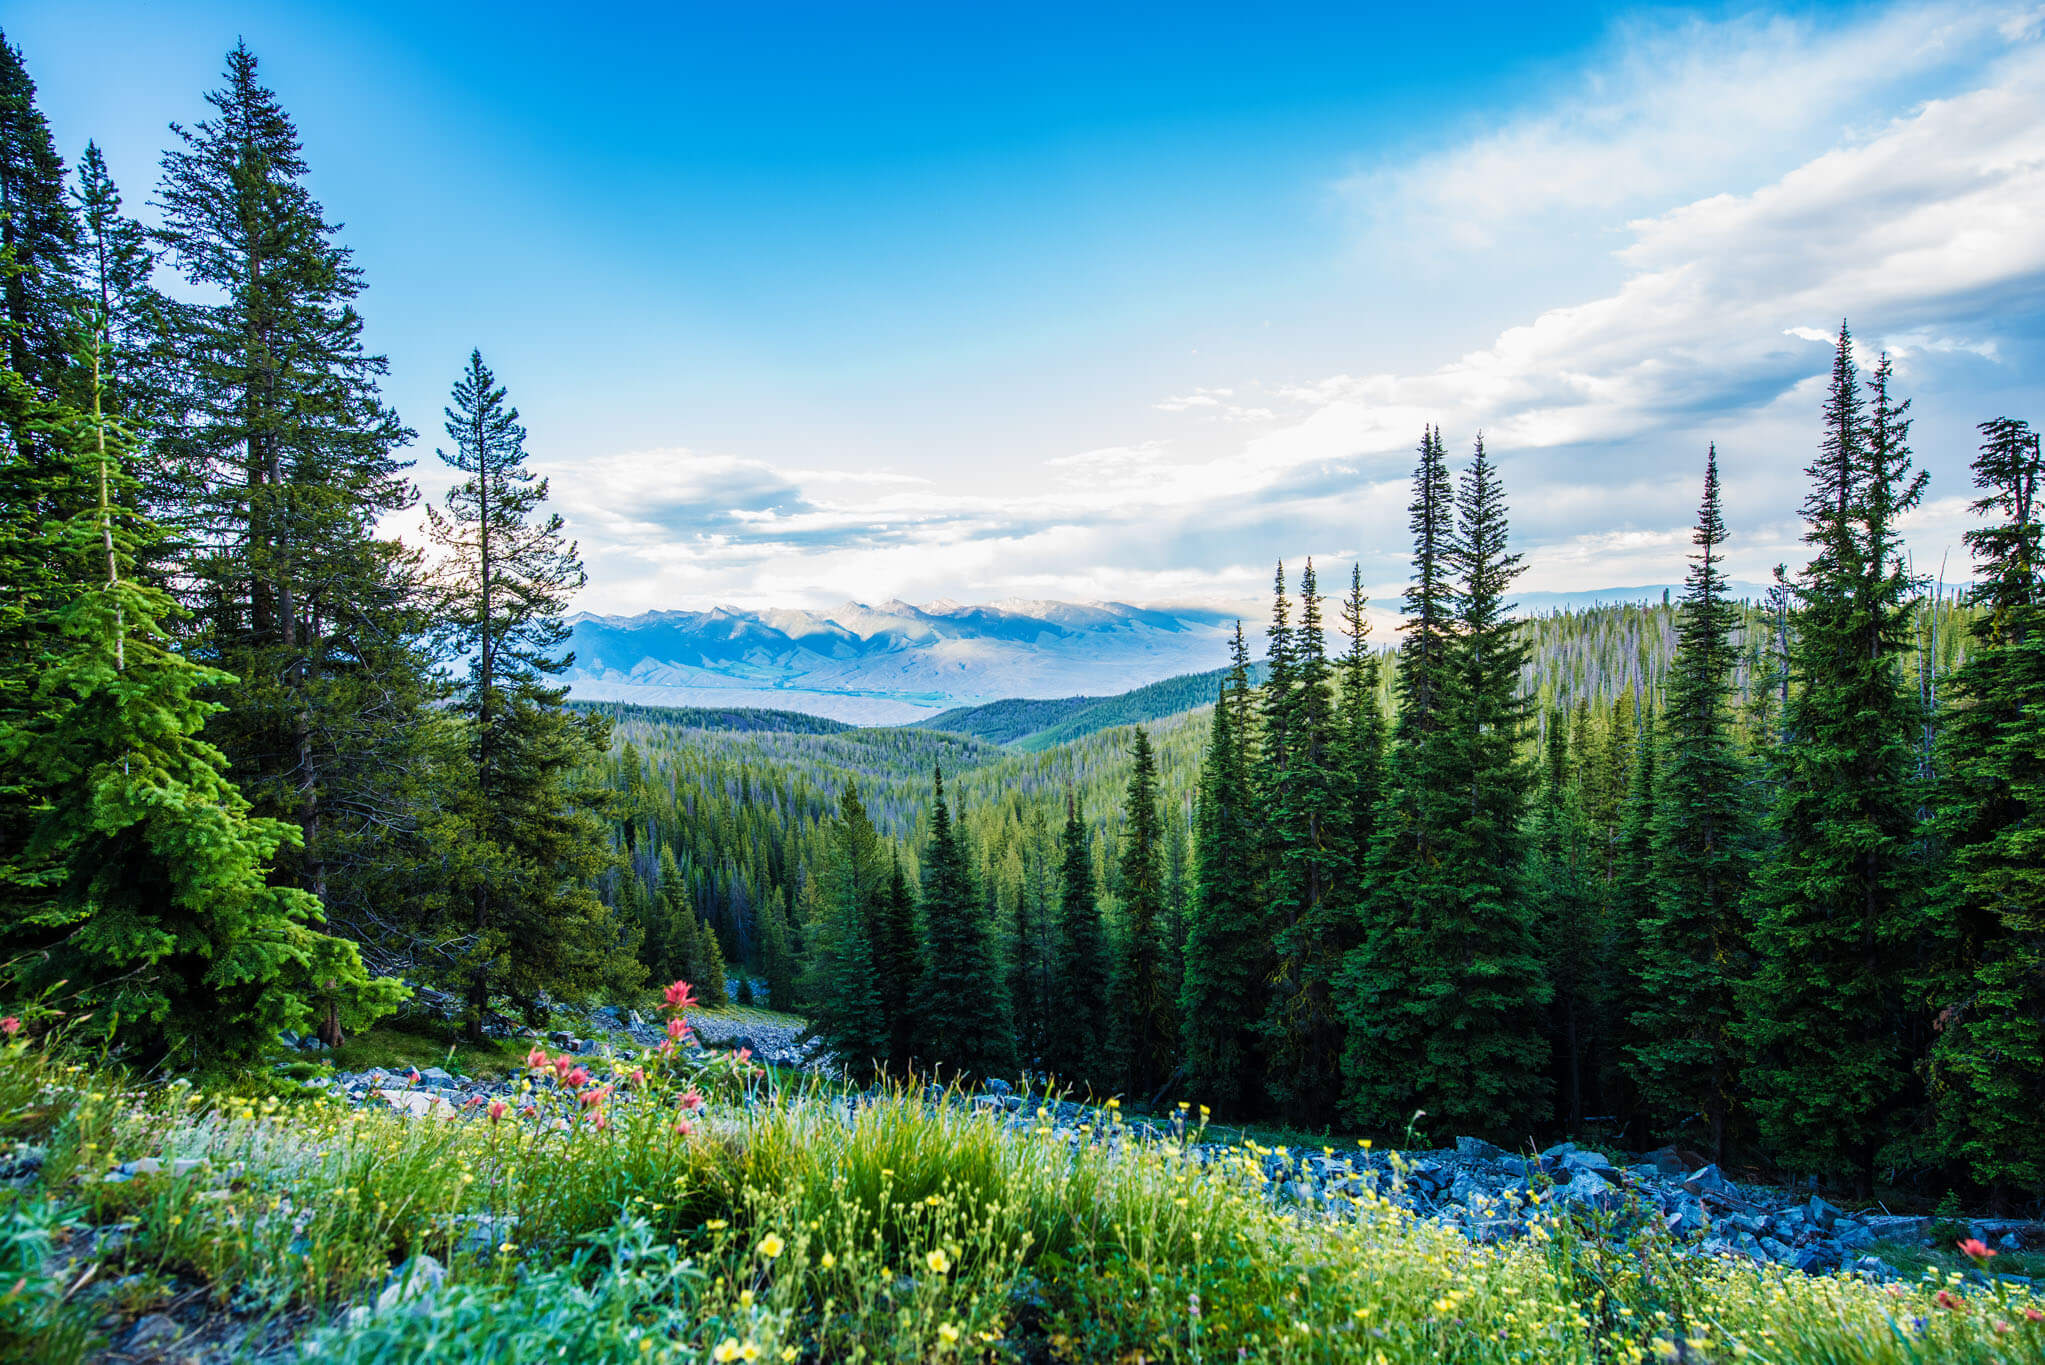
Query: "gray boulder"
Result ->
[[1682, 1164, 1734, 1197], [1456, 1135, 1513, 1163]]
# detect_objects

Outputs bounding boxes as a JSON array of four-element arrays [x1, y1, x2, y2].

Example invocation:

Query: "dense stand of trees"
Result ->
[[0, 35, 635, 1059], [628, 339, 2038, 1203]]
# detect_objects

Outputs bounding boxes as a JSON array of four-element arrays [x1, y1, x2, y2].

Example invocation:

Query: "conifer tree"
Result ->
[[802, 785, 887, 1068], [0, 31, 85, 906], [1110, 728, 1176, 1098], [1182, 628, 1264, 1111], [1334, 565, 1386, 890], [1604, 697, 1655, 1135], [1927, 417, 2045, 1202], [1045, 796, 1109, 1087], [1633, 448, 1753, 1157], [70, 143, 158, 424], [1341, 427, 1458, 1130], [1533, 710, 1599, 1129], [759, 886, 800, 1012], [1261, 561, 1349, 1123], [875, 852, 922, 1072], [0, 31, 78, 404], [0, 329, 401, 1062], [426, 350, 628, 1033], [1743, 330, 1930, 1191], [152, 45, 437, 937], [1425, 435, 1549, 1137], [913, 769, 1013, 1079]]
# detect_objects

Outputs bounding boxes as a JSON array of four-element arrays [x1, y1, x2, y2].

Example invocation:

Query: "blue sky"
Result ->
[[13, 0, 2045, 615]]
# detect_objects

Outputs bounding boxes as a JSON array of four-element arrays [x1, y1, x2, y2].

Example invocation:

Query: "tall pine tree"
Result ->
[[1183, 627, 1265, 1112], [1743, 330, 1930, 1191], [1632, 447, 1753, 1157], [913, 769, 1013, 1080], [1261, 561, 1349, 1123], [1927, 417, 2045, 1203], [1110, 728, 1177, 1098], [1046, 795, 1109, 1088], [426, 351, 630, 1034], [1341, 426, 1459, 1131], [153, 45, 438, 944]]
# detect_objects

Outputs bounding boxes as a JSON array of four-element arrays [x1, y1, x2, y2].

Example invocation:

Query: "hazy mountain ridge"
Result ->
[[562, 587, 1793, 724], [564, 599, 1241, 722]]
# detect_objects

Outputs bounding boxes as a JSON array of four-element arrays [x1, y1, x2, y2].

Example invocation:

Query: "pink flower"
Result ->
[[463, 1094, 484, 1110], [579, 1085, 612, 1109], [564, 1066, 591, 1089], [1937, 1289, 1965, 1312], [2024, 1307, 2043, 1323], [673, 1118, 697, 1137], [666, 1016, 690, 1042], [630, 1067, 646, 1086], [679, 1088, 705, 1112], [662, 980, 698, 1012], [487, 1098, 507, 1123], [1958, 1238, 1997, 1261], [0, 1017, 21, 1037], [526, 1046, 549, 1070], [736, 1047, 752, 1063], [551, 1054, 574, 1078], [591, 1112, 610, 1131], [407, 1068, 422, 1085], [656, 1040, 677, 1059], [519, 1103, 538, 1119]]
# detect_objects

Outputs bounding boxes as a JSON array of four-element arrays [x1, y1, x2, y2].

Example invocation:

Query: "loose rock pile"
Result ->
[[960, 1091, 2043, 1284]]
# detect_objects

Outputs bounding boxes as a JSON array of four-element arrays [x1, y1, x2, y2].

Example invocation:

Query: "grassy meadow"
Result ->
[[2, 1021, 2040, 1365]]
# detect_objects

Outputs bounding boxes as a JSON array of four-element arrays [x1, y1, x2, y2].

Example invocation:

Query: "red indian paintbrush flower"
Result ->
[[526, 1046, 549, 1070], [564, 1066, 591, 1089], [1958, 1238, 1997, 1261], [679, 1088, 705, 1112], [487, 1098, 507, 1123], [663, 980, 698, 1012], [0, 1017, 21, 1037]]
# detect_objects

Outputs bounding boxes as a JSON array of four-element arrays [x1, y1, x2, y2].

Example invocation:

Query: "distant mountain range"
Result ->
[[563, 599, 1240, 724], [561, 586, 1775, 725]]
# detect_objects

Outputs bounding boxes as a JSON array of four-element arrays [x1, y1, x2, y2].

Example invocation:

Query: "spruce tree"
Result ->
[[1743, 330, 1930, 1191], [1261, 561, 1349, 1123], [1632, 448, 1753, 1157], [1927, 417, 2045, 1201], [1182, 630, 1264, 1111], [1110, 728, 1176, 1098], [913, 769, 1013, 1079], [153, 44, 436, 929], [0, 329, 401, 1062], [1605, 697, 1656, 1137], [70, 143, 159, 426], [1341, 427, 1459, 1130], [1533, 710, 1599, 1129], [426, 350, 628, 1033], [759, 886, 800, 1012], [1045, 795, 1109, 1087], [875, 851, 922, 1072], [1424, 435, 1549, 1138], [1334, 565, 1386, 893], [0, 30, 85, 912], [0, 30, 78, 404]]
